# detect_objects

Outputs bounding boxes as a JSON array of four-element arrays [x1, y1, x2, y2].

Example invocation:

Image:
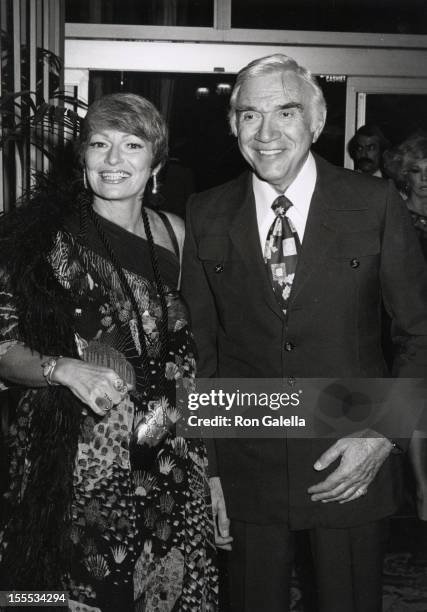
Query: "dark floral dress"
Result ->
[[0, 213, 218, 612]]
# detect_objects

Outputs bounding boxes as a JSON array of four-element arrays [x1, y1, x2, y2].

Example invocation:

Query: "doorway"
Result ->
[[345, 77, 427, 168]]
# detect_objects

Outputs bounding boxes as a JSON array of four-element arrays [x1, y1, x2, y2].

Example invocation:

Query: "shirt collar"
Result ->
[[253, 151, 317, 218]]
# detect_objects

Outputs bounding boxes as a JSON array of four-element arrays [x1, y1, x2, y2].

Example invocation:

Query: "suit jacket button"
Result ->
[[285, 342, 295, 352], [350, 258, 360, 268], [214, 264, 224, 273]]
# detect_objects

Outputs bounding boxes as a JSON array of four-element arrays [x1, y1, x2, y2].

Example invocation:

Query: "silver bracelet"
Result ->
[[41, 356, 63, 386]]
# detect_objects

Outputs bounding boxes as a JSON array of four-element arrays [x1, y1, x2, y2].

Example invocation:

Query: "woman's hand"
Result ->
[[52, 357, 130, 416]]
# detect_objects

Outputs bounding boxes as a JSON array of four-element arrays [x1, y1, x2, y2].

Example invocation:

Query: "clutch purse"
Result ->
[[133, 398, 181, 447]]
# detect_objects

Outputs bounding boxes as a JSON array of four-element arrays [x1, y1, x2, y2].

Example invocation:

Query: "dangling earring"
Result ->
[[152, 173, 158, 195], [83, 168, 88, 190]]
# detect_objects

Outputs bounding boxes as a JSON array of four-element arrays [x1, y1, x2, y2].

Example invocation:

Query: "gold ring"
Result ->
[[95, 394, 113, 411], [113, 378, 128, 394]]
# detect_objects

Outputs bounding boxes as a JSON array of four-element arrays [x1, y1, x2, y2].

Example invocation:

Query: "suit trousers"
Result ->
[[225, 519, 388, 612]]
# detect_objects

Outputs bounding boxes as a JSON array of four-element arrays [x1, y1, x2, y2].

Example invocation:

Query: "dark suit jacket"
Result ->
[[181, 155, 427, 528]]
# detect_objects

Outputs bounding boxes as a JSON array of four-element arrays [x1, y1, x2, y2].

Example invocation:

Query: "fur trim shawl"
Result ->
[[0, 184, 85, 590]]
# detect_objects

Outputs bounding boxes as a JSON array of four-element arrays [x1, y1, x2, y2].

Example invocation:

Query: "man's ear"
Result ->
[[229, 111, 238, 137], [312, 110, 327, 144]]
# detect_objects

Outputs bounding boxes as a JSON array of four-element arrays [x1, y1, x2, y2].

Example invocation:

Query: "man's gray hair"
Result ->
[[229, 54, 327, 136]]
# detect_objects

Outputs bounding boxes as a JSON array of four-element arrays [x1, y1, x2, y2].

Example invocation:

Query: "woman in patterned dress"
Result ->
[[0, 93, 218, 611]]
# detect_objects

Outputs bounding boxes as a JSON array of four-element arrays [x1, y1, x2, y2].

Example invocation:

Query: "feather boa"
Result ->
[[0, 180, 86, 590]]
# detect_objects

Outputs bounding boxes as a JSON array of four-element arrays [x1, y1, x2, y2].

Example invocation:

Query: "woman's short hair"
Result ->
[[383, 132, 427, 191], [78, 93, 168, 168], [228, 54, 327, 136]]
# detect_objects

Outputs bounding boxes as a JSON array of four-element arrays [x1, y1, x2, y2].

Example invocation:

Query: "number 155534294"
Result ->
[[0, 591, 68, 607]]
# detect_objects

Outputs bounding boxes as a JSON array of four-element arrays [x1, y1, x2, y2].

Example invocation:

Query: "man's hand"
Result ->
[[307, 430, 393, 504], [209, 476, 233, 550]]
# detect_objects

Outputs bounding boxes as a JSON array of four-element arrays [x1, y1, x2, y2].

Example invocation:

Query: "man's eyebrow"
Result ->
[[236, 102, 303, 112], [277, 102, 303, 111], [235, 106, 259, 113]]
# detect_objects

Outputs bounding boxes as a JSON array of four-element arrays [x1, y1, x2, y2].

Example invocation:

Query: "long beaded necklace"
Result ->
[[82, 201, 179, 455], [86, 203, 169, 389]]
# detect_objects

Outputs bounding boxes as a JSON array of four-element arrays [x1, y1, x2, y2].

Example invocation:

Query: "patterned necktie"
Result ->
[[264, 195, 300, 313]]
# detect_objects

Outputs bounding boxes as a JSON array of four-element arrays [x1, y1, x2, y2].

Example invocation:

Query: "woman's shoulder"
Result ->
[[160, 211, 185, 245], [148, 209, 184, 259]]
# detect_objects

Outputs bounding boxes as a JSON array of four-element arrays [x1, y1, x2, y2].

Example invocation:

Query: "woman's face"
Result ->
[[406, 158, 427, 200], [85, 129, 156, 206]]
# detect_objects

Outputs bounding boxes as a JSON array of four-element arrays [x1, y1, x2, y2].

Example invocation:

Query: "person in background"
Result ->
[[384, 133, 427, 523], [348, 123, 390, 177], [0, 93, 217, 611], [384, 132, 427, 258], [182, 54, 427, 612]]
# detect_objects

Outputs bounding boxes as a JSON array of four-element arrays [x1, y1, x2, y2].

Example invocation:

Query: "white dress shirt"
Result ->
[[253, 152, 317, 252]]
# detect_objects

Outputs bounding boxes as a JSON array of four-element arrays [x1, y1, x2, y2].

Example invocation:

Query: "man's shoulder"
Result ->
[[187, 172, 250, 211], [316, 155, 390, 192]]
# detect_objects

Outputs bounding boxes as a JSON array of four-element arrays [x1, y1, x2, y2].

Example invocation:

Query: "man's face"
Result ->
[[352, 135, 381, 174], [234, 71, 324, 192]]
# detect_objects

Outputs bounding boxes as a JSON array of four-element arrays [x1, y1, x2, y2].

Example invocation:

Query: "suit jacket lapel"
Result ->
[[228, 173, 284, 319], [287, 156, 336, 307], [227, 158, 340, 317]]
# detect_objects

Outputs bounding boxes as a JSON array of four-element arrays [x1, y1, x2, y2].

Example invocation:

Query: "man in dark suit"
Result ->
[[181, 54, 427, 612]]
